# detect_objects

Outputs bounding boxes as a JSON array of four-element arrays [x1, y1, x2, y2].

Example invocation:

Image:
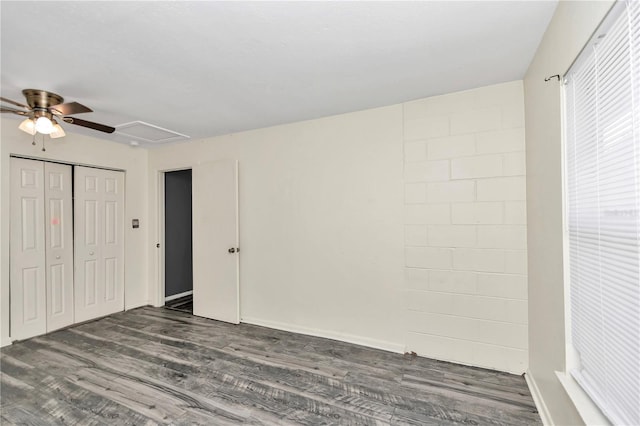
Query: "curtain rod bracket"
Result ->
[[544, 74, 560, 82]]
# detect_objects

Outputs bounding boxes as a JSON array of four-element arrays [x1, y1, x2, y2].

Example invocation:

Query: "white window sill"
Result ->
[[556, 371, 611, 426]]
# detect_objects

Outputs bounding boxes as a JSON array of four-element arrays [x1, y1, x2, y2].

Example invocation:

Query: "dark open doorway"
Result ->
[[164, 169, 193, 314]]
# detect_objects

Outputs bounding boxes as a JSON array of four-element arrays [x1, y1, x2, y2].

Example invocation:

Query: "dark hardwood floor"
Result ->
[[0, 307, 540, 425]]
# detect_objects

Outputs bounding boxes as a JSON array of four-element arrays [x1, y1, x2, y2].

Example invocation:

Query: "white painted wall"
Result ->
[[402, 81, 528, 373], [523, 1, 614, 425], [147, 81, 528, 372], [148, 105, 406, 352], [0, 118, 149, 346]]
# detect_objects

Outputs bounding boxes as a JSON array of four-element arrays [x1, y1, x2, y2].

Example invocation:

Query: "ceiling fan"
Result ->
[[1, 89, 115, 139]]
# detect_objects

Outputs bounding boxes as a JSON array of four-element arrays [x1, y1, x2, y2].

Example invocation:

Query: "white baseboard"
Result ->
[[125, 300, 151, 310], [1, 336, 12, 348], [164, 290, 193, 302], [241, 316, 405, 355], [525, 370, 553, 426]]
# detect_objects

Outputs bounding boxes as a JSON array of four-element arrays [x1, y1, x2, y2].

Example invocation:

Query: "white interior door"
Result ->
[[44, 162, 74, 332], [74, 166, 125, 322], [192, 159, 239, 323], [10, 158, 47, 340]]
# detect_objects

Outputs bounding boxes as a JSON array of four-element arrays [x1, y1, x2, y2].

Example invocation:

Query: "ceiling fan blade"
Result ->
[[50, 102, 93, 116], [65, 117, 115, 134], [1, 107, 29, 115], [0, 96, 29, 110]]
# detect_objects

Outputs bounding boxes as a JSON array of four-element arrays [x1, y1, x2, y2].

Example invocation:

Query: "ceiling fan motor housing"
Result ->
[[32, 109, 53, 121], [22, 89, 64, 109]]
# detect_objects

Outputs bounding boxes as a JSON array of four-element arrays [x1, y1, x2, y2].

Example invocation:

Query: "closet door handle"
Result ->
[[55, 255, 61, 260], [89, 251, 95, 256]]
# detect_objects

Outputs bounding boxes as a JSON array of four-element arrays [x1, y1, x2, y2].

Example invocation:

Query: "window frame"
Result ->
[[559, 1, 637, 424]]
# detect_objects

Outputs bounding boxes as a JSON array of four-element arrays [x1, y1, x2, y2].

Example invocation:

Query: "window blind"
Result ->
[[564, 1, 640, 425]]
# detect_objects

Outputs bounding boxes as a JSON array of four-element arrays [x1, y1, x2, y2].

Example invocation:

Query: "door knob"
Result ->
[[228, 248, 236, 253], [89, 251, 95, 256], [55, 255, 61, 260]]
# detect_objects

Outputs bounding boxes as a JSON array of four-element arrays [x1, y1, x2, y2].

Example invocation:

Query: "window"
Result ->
[[563, 1, 640, 425]]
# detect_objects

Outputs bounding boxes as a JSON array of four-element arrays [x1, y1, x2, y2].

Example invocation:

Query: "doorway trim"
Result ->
[[155, 167, 192, 307]]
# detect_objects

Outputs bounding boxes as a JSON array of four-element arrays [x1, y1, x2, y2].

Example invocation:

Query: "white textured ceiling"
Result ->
[[1, 1, 557, 147]]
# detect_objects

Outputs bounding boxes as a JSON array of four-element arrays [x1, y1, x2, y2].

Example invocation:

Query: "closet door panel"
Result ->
[[49, 264, 65, 314], [10, 158, 46, 340], [74, 166, 124, 322], [84, 259, 98, 306], [44, 162, 74, 332], [101, 170, 124, 315], [105, 257, 117, 302], [75, 167, 104, 321], [21, 267, 41, 322]]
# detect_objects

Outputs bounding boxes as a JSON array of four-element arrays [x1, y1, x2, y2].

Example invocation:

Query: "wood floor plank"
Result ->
[[30, 336, 267, 424], [1, 307, 541, 425], [1, 344, 159, 425], [68, 328, 392, 424], [70, 321, 409, 421], [0, 371, 105, 425], [36, 326, 373, 424], [402, 372, 535, 407]]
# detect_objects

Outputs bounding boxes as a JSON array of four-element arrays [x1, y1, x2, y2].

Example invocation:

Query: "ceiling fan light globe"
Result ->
[[50, 122, 66, 139], [18, 118, 36, 135], [35, 116, 54, 134]]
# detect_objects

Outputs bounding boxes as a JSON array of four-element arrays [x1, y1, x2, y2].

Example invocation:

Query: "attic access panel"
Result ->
[[116, 121, 189, 144]]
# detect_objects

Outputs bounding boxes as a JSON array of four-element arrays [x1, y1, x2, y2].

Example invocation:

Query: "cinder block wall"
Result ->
[[402, 81, 528, 373]]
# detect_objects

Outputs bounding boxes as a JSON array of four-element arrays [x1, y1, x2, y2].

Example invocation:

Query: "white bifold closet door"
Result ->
[[10, 158, 74, 340], [44, 162, 75, 331], [74, 166, 125, 322]]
